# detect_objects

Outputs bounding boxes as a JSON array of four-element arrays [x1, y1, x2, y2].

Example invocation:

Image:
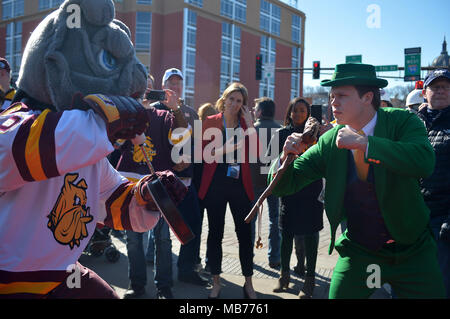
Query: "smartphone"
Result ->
[[311, 105, 323, 123], [145, 90, 166, 101]]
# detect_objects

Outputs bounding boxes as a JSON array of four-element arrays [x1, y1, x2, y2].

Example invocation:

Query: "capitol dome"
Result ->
[[431, 37, 449, 68]]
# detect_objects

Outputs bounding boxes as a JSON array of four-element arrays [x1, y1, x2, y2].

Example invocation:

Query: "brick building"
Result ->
[[0, 0, 305, 120]]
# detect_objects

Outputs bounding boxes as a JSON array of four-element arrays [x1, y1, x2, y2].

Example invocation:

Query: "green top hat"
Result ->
[[320, 63, 388, 88]]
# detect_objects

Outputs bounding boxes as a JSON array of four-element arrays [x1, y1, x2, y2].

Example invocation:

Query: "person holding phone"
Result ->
[[198, 82, 260, 299], [267, 97, 323, 298]]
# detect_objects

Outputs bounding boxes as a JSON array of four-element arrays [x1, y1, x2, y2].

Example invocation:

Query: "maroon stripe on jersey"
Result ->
[[104, 182, 130, 228], [0, 269, 68, 284], [39, 111, 62, 179], [11, 115, 37, 182], [120, 187, 134, 230]]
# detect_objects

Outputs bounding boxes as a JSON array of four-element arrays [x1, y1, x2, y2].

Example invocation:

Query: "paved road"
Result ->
[[79, 203, 390, 299]]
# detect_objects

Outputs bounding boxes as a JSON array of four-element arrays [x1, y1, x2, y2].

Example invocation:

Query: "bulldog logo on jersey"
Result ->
[[133, 135, 156, 163], [47, 173, 93, 249]]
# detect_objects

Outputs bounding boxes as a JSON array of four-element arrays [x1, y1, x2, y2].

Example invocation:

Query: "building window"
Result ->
[[182, 9, 198, 107], [291, 47, 301, 99], [221, 0, 246, 24], [2, 0, 24, 19], [260, 0, 280, 36], [259, 35, 276, 99], [137, 0, 152, 4], [292, 14, 302, 44], [5, 21, 22, 77], [184, 0, 203, 7], [135, 11, 152, 52], [39, 0, 64, 11], [220, 22, 241, 93]]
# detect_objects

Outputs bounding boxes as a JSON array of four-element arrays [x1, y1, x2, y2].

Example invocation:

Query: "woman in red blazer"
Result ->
[[198, 82, 259, 299]]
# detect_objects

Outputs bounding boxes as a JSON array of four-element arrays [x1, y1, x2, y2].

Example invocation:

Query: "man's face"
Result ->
[[423, 78, 450, 110], [329, 85, 372, 128], [163, 75, 183, 98]]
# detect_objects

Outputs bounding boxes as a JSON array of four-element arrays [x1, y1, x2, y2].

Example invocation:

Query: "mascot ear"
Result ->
[[76, 179, 88, 190], [113, 19, 132, 39], [79, 0, 115, 26], [64, 173, 79, 187]]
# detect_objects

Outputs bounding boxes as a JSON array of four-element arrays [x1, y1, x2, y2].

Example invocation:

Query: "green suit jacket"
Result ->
[[270, 108, 435, 254]]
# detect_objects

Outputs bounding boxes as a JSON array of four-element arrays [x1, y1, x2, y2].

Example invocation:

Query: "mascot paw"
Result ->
[[137, 171, 188, 211], [83, 94, 148, 143]]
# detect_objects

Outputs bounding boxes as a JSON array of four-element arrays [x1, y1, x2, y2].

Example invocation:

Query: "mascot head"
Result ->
[[16, 0, 147, 111]]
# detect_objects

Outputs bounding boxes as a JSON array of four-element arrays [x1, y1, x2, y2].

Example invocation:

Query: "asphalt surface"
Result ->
[[79, 202, 391, 300]]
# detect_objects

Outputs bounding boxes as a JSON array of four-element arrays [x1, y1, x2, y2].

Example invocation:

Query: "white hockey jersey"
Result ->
[[0, 103, 160, 297]]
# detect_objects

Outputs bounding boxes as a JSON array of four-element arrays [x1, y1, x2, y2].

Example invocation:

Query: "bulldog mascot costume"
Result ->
[[0, 0, 187, 298]]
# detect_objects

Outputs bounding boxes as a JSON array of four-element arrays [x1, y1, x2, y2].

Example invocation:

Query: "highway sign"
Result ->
[[346, 55, 362, 63], [375, 65, 398, 72]]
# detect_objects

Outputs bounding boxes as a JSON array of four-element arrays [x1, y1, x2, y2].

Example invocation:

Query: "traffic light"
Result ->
[[256, 54, 263, 80], [313, 61, 320, 79]]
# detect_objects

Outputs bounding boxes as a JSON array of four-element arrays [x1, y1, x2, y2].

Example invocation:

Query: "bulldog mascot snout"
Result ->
[[0, 0, 186, 298]]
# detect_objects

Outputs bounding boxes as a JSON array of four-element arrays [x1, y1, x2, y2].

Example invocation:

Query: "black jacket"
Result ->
[[268, 124, 324, 235], [417, 105, 450, 219]]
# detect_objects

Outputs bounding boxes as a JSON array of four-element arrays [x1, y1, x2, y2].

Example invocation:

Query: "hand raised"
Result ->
[[335, 127, 368, 151]]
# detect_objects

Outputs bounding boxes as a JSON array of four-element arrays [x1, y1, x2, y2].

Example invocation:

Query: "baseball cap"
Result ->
[[0, 57, 11, 73], [162, 68, 183, 84], [423, 69, 450, 88]]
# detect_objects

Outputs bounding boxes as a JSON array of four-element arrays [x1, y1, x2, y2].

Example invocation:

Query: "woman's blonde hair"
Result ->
[[197, 102, 218, 120], [215, 82, 248, 113]]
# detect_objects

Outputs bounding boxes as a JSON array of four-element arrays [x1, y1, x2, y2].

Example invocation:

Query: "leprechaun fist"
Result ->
[[83, 94, 148, 143]]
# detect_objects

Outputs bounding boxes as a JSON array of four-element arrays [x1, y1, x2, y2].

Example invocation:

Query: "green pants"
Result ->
[[329, 229, 446, 299]]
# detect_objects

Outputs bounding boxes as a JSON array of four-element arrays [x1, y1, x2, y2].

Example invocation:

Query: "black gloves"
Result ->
[[83, 94, 148, 144], [135, 170, 188, 211]]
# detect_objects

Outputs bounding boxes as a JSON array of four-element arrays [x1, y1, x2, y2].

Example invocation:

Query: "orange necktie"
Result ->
[[353, 130, 369, 181]]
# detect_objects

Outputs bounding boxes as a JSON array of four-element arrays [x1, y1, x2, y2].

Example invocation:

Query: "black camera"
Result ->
[[311, 105, 323, 123], [145, 90, 166, 101]]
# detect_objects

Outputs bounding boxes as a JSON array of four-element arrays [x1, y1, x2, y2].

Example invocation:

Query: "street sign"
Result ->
[[346, 55, 362, 63], [375, 65, 398, 72], [263, 63, 275, 79], [404, 47, 421, 81]]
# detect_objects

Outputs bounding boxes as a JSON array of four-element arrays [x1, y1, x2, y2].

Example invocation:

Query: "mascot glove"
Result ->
[[83, 94, 148, 143], [135, 170, 188, 211], [439, 221, 450, 242]]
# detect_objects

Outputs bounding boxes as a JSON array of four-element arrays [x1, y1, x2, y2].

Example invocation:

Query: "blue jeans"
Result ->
[[126, 217, 173, 289], [146, 230, 154, 262], [430, 215, 450, 298], [176, 185, 202, 275], [251, 190, 281, 264]]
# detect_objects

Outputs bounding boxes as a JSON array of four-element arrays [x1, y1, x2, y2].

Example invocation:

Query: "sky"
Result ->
[[289, 0, 450, 89]]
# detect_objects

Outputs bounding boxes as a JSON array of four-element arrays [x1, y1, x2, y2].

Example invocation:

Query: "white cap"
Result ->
[[380, 89, 391, 102], [406, 89, 424, 107], [162, 68, 183, 85]]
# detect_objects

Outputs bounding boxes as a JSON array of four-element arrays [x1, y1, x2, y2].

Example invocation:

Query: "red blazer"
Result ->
[[198, 112, 260, 202]]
